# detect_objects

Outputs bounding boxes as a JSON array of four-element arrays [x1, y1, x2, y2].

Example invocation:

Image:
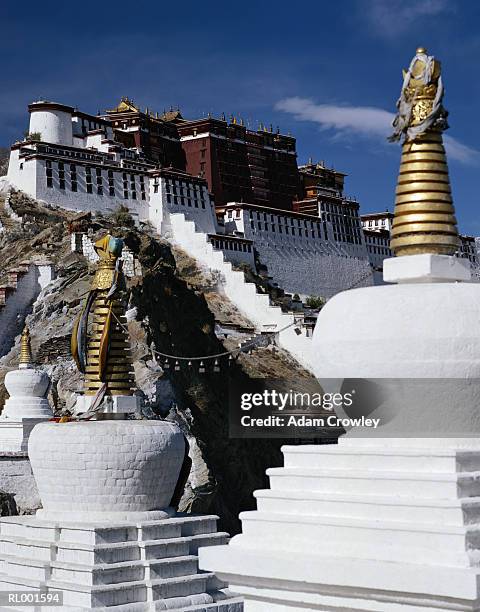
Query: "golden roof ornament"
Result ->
[[106, 97, 140, 114], [19, 326, 34, 369], [389, 47, 459, 256]]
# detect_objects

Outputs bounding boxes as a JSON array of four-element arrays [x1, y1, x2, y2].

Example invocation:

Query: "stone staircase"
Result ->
[[169, 213, 313, 371], [200, 442, 480, 610], [0, 514, 243, 611]]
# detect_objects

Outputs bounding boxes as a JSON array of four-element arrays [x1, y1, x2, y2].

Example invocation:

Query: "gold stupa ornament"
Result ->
[[71, 235, 134, 401], [19, 326, 33, 368], [389, 47, 459, 256]]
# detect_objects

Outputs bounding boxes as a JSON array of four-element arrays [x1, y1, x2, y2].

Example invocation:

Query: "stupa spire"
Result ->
[[389, 46, 459, 256], [19, 326, 33, 368], [71, 234, 134, 410]]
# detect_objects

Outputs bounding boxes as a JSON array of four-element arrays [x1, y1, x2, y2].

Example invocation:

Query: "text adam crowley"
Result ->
[[240, 415, 381, 428]]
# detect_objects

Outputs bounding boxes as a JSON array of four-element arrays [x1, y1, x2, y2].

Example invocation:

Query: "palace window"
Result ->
[[124, 190, 128, 199]]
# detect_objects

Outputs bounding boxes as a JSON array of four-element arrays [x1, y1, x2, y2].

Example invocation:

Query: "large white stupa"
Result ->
[[0, 236, 242, 611], [199, 48, 480, 611]]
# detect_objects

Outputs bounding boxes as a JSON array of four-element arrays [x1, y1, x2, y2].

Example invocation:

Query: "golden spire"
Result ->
[[71, 235, 134, 397], [389, 47, 459, 256], [19, 326, 33, 367]]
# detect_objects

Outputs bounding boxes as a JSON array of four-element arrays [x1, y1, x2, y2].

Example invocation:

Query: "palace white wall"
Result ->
[[11, 157, 149, 221], [6, 150, 37, 197], [150, 176, 217, 235], [226, 207, 373, 297], [208, 235, 255, 268], [29, 109, 73, 146]]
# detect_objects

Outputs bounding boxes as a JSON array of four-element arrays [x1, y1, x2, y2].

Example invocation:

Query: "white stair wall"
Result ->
[[169, 214, 314, 372]]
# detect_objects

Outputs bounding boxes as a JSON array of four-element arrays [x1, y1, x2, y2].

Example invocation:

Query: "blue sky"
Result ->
[[2, 0, 480, 233]]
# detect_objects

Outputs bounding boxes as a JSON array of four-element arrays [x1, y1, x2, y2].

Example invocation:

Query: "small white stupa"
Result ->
[[199, 48, 480, 611], [0, 326, 53, 452]]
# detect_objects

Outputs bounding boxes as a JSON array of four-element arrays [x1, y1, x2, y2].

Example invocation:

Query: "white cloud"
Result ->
[[443, 135, 480, 165], [364, 0, 452, 38], [275, 97, 392, 138], [275, 96, 479, 166]]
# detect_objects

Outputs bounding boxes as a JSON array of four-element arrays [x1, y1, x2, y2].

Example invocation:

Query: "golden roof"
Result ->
[[106, 97, 140, 114]]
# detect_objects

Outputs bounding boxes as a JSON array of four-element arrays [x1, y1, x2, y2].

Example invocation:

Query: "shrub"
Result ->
[[305, 295, 325, 310], [110, 205, 135, 228], [24, 131, 42, 141]]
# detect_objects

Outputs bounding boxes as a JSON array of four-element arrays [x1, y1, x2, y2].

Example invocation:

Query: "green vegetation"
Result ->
[[305, 295, 325, 310], [109, 205, 135, 228], [23, 131, 42, 141]]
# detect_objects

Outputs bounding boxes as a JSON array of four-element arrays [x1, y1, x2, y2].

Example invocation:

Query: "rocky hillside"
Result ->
[[0, 192, 333, 533]]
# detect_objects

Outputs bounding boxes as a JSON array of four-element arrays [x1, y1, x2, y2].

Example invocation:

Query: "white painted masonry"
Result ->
[[29, 420, 185, 522], [0, 419, 243, 610], [0, 514, 242, 611], [224, 203, 373, 298], [0, 265, 54, 358]]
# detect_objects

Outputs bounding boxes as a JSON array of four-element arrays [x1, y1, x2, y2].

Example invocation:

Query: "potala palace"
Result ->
[[4, 98, 478, 298]]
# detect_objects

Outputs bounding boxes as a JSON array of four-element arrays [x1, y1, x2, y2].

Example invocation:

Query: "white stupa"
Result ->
[[0, 326, 53, 452], [0, 237, 243, 610], [199, 48, 480, 611]]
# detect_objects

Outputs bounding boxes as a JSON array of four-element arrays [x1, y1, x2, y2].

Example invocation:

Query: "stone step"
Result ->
[[254, 488, 480, 527], [55, 538, 191, 565], [50, 555, 199, 585], [0, 518, 57, 541], [238, 510, 480, 567], [48, 572, 216, 607], [0, 583, 242, 612], [0, 515, 219, 545], [282, 444, 480, 474], [87, 523, 180, 545], [187, 532, 229, 554], [172, 515, 219, 537], [0, 536, 54, 562], [267, 466, 480, 498]]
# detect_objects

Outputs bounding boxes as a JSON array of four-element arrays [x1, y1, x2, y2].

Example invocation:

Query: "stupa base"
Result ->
[[200, 441, 480, 611], [0, 514, 243, 611]]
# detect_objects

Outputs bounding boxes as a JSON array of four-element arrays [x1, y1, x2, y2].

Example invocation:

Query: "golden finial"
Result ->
[[389, 47, 459, 256], [71, 234, 134, 398], [19, 326, 33, 368]]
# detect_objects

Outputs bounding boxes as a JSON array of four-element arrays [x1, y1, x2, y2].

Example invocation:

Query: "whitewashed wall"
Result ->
[[149, 176, 217, 235], [226, 208, 373, 297], [0, 265, 54, 358], [29, 108, 73, 146]]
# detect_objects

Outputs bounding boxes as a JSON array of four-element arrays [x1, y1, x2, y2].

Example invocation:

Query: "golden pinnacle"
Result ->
[[390, 49, 459, 256], [19, 326, 34, 367]]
